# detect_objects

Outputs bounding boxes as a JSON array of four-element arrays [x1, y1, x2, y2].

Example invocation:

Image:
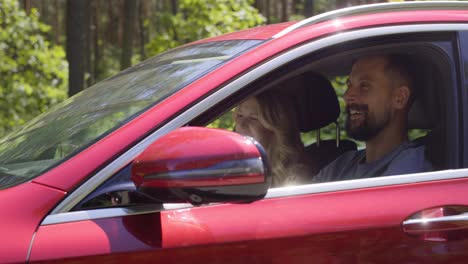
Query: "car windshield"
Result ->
[[0, 40, 263, 189]]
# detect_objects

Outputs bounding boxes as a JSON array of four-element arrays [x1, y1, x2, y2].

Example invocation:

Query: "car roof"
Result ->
[[274, 1, 468, 37], [192, 1, 468, 44], [192, 22, 296, 44]]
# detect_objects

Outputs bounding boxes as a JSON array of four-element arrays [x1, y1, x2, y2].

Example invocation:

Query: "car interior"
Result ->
[[199, 35, 454, 185]]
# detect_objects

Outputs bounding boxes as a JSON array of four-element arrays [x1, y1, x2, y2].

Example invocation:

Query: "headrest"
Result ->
[[407, 58, 438, 129], [289, 72, 340, 132], [408, 98, 432, 129]]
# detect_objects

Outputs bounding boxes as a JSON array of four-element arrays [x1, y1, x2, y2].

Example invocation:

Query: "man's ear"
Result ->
[[392, 85, 410, 110]]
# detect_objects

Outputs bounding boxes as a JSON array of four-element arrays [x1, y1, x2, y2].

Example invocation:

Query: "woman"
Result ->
[[233, 90, 319, 187]]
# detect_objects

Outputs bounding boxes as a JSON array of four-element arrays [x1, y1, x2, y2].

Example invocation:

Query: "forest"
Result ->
[[2, 0, 414, 137]]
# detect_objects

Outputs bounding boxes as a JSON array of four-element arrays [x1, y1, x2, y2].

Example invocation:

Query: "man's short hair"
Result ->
[[383, 54, 416, 106]]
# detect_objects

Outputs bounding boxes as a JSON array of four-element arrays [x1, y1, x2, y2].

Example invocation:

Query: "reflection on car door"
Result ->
[[156, 176, 468, 263]]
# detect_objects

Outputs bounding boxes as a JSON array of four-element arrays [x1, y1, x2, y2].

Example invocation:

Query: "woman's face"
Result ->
[[233, 98, 272, 146]]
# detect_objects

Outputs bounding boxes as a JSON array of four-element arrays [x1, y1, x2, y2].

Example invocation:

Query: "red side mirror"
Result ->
[[131, 127, 271, 205]]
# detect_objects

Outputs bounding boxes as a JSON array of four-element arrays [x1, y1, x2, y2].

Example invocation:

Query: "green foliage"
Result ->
[[97, 46, 122, 82], [208, 110, 235, 131], [146, 0, 266, 56], [0, 0, 68, 136]]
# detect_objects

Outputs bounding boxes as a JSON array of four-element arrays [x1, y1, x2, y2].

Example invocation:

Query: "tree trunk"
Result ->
[[138, 0, 146, 60], [170, 0, 179, 42], [23, 0, 31, 14], [94, 0, 101, 82], [171, 0, 178, 15], [107, 0, 115, 44], [336, 0, 349, 9], [41, 1, 48, 26], [282, 0, 290, 22], [274, 0, 280, 22], [292, 0, 299, 15], [54, 0, 60, 44], [257, 0, 265, 18], [304, 0, 314, 17], [120, 0, 138, 70], [87, 0, 95, 86], [84, 0, 91, 87], [66, 0, 89, 96], [118, 0, 124, 47], [265, 0, 271, 23]]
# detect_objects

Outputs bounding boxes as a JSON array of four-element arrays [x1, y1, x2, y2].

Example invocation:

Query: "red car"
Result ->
[[2, 1, 468, 263]]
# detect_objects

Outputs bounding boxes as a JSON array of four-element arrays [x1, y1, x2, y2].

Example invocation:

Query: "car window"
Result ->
[[207, 39, 452, 187], [209, 78, 340, 187], [0, 40, 263, 189]]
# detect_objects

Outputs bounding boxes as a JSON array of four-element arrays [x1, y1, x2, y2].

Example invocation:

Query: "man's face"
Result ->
[[344, 56, 394, 141]]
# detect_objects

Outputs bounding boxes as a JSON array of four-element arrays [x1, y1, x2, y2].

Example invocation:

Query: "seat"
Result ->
[[287, 71, 357, 170], [407, 56, 444, 170], [305, 127, 357, 170]]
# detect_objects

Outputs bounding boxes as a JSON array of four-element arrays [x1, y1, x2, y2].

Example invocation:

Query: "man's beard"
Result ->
[[345, 104, 390, 141]]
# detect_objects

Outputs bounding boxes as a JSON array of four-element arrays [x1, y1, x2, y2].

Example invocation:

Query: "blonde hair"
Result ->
[[254, 91, 305, 187]]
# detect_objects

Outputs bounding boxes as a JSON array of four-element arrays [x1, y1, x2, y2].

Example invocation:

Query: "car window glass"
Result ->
[[208, 65, 437, 188], [74, 165, 155, 210]]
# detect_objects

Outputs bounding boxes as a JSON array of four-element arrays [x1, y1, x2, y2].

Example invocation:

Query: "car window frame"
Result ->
[[457, 31, 468, 168], [42, 23, 468, 226]]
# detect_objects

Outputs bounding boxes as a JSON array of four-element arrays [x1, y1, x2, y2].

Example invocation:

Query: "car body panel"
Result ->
[[30, 176, 468, 262], [192, 21, 296, 44], [30, 213, 161, 262], [0, 182, 65, 263]]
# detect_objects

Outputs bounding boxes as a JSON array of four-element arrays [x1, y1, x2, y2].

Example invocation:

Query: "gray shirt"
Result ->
[[313, 141, 433, 183]]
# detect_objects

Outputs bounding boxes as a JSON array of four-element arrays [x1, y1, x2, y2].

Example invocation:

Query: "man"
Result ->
[[314, 54, 433, 183]]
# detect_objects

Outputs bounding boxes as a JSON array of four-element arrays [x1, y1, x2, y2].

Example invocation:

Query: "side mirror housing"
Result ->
[[131, 127, 271, 205]]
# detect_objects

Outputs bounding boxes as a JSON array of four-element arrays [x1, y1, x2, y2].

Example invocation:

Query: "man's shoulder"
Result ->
[[313, 140, 433, 183], [386, 142, 433, 175], [395, 140, 427, 161], [333, 149, 363, 163], [313, 149, 363, 183], [323, 149, 364, 172]]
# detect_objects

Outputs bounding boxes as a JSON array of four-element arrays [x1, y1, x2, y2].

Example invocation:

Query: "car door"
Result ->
[[156, 177, 468, 263], [29, 174, 468, 263], [113, 28, 468, 263], [29, 26, 468, 263], [153, 29, 468, 264], [152, 29, 468, 263], [135, 27, 468, 261]]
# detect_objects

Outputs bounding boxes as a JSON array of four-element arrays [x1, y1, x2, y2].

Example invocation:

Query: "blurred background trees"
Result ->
[[0, 0, 67, 136], [0, 0, 407, 138]]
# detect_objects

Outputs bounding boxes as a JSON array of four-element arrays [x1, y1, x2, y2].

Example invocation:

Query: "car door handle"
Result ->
[[402, 213, 468, 235]]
